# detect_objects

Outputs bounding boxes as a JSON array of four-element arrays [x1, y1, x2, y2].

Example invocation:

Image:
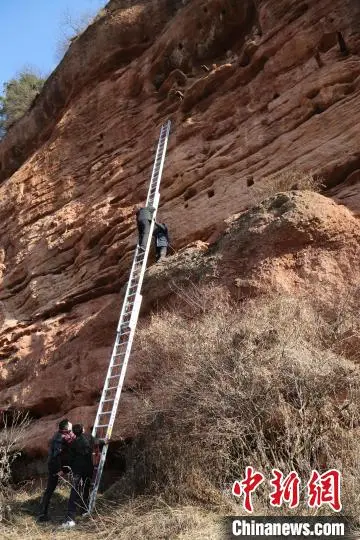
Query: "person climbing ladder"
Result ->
[[136, 205, 155, 251]]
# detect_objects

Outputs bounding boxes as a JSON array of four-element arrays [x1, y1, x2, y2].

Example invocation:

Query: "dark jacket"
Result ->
[[154, 223, 169, 247], [136, 206, 155, 223], [47, 431, 74, 473], [69, 434, 93, 478]]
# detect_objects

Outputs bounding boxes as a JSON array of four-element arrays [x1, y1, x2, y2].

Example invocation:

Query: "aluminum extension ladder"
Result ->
[[88, 120, 171, 512]]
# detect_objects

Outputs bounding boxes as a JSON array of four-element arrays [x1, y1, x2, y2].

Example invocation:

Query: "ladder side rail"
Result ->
[[91, 335, 121, 438], [116, 251, 145, 332], [147, 136, 166, 196], [88, 304, 140, 512], [105, 312, 139, 440], [88, 442, 109, 511], [146, 121, 171, 207], [148, 121, 169, 186], [151, 121, 171, 199], [146, 137, 170, 205], [91, 252, 143, 438]]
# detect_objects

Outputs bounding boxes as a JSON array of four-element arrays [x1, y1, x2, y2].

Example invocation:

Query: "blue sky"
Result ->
[[0, 0, 106, 90]]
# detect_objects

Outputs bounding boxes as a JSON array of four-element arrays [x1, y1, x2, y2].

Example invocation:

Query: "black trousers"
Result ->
[[40, 471, 59, 516], [67, 474, 91, 520], [156, 246, 167, 261], [137, 219, 151, 249]]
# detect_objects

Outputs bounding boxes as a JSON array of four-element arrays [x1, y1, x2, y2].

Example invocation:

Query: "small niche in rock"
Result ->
[[306, 88, 319, 99], [203, 6, 208, 13], [65, 362, 72, 370], [221, 9, 226, 15], [207, 188, 215, 198], [273, 92, 280, 99], [185, 202, 189, 208], [259, 56, 269, 70], [247, 177, 254, 187], [197, 22, 202, 29], [178, 42, 184, 50], [239, 52, 251, 67], [91, 391, 102, 403], [184, 186, 197, 201], [313, 104, 325, 115], [153, 73, 166, 90]]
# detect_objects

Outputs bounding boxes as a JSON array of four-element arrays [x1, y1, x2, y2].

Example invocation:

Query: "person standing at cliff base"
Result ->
[[136, 205, 155, 251], [61, 424, 94, 529], [154, 222, 169, 262], [37, 419, 75, 523]]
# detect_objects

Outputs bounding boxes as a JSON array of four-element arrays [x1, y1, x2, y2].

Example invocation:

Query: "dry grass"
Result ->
[[118, 286, 360, 522], [0, 486, 221, 539], [250, 169, 324, 204]]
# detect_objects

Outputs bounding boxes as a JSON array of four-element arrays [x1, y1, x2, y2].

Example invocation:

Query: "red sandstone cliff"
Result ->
[[0, 0, 360, 460]]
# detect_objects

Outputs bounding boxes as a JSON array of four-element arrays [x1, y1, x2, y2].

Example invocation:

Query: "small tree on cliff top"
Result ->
[[0, 70, 45, 137]]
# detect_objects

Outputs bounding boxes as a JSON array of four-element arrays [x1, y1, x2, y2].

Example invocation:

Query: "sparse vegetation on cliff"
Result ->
[[120, 286, 360, 520], [250, 170, 324, 205], [0, 70, 44, 137], [56, 7, 107, 59]]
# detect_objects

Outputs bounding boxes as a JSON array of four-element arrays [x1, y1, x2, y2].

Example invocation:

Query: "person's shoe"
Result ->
[[138, 246, 146, 252], [37, 514, 50, 523], [60, 519, 76, 529]]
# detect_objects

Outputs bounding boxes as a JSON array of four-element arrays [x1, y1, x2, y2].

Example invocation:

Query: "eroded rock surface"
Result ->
[[0, 0, 360, 459]]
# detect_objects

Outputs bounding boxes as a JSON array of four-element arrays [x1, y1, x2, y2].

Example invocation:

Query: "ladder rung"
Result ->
[[96, 424, 109, 429], [106, 386, 118, 391], [99, 411, 111, 415], [109, 374, 121, 379]]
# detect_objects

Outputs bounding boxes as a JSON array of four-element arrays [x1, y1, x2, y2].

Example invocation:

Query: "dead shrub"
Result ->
[[250, 169, 324, 205], [121, 287, 360, 521], [0, 410, 30, 521]]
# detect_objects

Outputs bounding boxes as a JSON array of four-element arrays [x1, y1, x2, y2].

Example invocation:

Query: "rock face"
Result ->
[[0, 0, 360, 461]]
